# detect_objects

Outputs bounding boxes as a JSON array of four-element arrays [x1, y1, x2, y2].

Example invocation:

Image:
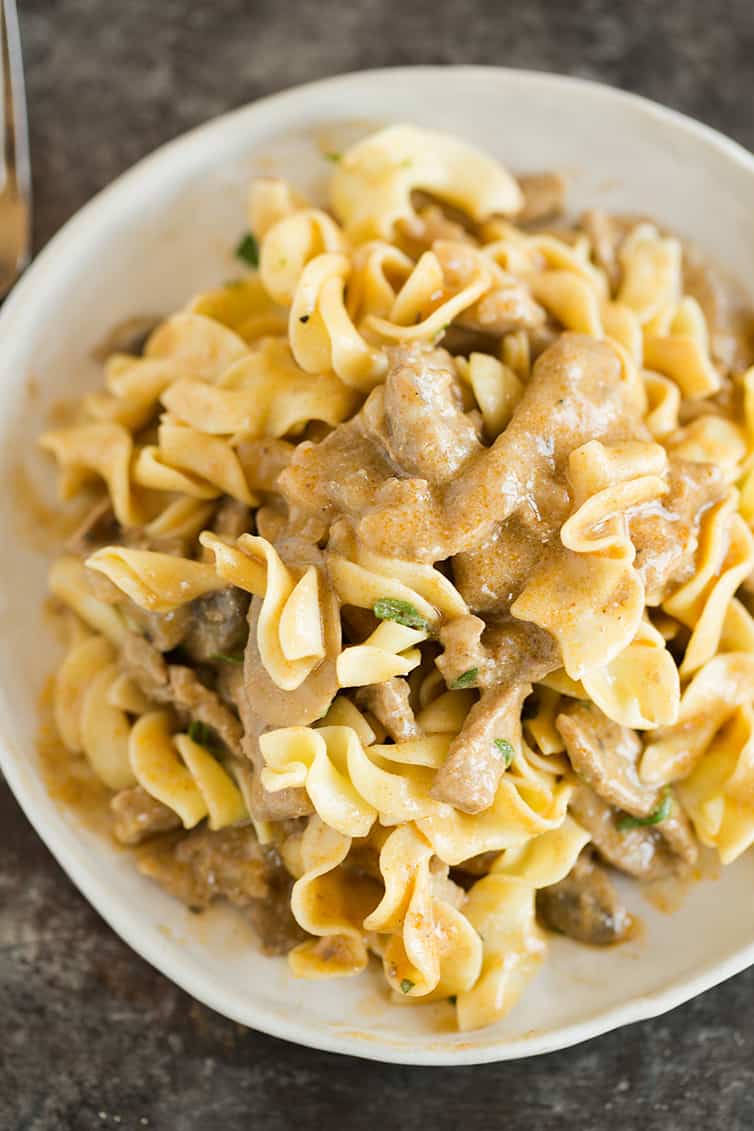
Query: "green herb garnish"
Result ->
[[493, 738, 514, 767], [235, 231, 259, 268], [450, 668, 478, 690], [617, 788, 672, 831], [400, 979, 415, 995], [448, 995, 457, 1006], [324, 151, 341, 163], [211, 652, 244, 665], [373, 598, 429, 632], [187, 720, 220, 750]]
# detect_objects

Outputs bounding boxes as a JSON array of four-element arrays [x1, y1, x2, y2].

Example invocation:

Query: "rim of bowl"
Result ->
[[3, 65, 754, 1065]]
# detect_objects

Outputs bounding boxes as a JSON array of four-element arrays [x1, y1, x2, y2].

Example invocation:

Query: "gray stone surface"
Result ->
[[4, 1, 754, 1127]]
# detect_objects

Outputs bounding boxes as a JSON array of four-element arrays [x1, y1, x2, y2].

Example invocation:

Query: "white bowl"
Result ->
[[3, 66, 754, 1066]]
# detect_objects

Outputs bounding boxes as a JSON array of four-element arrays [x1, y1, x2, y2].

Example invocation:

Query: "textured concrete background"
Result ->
[[4, 1, 754, 1127]]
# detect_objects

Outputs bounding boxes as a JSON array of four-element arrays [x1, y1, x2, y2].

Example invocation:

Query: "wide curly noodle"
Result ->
[[39, 123, 754, 1034]]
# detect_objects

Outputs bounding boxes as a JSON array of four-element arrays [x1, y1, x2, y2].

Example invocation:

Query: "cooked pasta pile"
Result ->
[[40, 124, 754, 1031]]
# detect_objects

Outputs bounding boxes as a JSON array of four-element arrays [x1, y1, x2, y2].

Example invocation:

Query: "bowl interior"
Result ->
[[2, 66, 754, 1064]]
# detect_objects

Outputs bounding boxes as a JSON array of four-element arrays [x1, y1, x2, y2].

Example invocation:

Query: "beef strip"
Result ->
[[516, 172, 566, 226], [457, 278, 547, 337], [630, 458, 725, 606], [435, 615, 488, 686], [355, 678, 419, 742], [279, 389, 397, 526], [536, 849, 633, 945], [111, 785, 181, 845], [397, 204, 475, 256], [453, 514, 547, 613], [279, 345, 481, 527], [431, 681, 529, 813], [435, 613, 559, 690], [358, 333, 644, 562], [569, 784, 698, 881], [120, 632, 244, 755], [137, 825, 305, 954], [484, 618, 561, 685], [182, 587, 250, 663], [380, 345, 481, 483], [556, 702, 659, 818]]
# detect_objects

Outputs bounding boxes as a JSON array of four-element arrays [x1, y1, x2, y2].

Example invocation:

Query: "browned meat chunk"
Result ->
[[436, 613, 559, 689], [435, 615, 488, 687], [484, 618, 560, 685], [355, 677, 419, 742], [111, 785, 180, 845], [120, 632, 244, 755], [182, 587, 250, 663], [556, 702, 659, 818], [432, 682, 528, 813], [454, 515, 546, 613], [280, 345, 480, 530], [397, 203, 475, 255], [137, 826, 305, 954], [536, 850, 633, 945], [631, 459, 725, 606], [458, 279, 547, 336], [516, 172, 566, 225], [279, 389, 397, 526], [570, 784, 698, 881], [359, 333, 644, 562], [381, 346, 481, 484], [137, 826, 269, 907]]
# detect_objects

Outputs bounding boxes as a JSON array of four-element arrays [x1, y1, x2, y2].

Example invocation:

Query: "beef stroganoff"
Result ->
[[39, 124, 754, 1031]]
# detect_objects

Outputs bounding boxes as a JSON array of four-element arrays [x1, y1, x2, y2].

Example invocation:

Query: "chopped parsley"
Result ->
[[373, 598, 429, 632], [493, 738, 514, 767], [400, 979, 415, 995], [187, 720, 220, 750], [211, 652, 244, 665], [324, 151, 341, 163], [447, 995, 457, 1006], [450, 668, 478, 690], [617, 788, 672, 831], [235, 231, 259, 268]]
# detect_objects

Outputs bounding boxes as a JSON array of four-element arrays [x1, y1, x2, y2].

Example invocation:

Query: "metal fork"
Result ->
[[0, 0, 30, 297]]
